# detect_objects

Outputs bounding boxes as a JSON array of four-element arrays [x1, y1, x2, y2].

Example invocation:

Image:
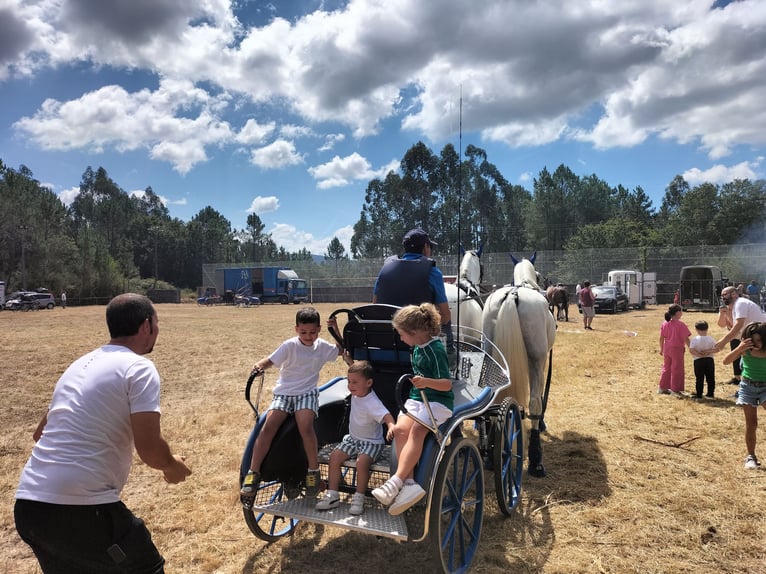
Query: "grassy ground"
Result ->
[[1, 302, 765, 573]]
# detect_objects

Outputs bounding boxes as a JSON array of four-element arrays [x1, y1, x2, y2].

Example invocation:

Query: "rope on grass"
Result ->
[[633, 435, 701, 449]]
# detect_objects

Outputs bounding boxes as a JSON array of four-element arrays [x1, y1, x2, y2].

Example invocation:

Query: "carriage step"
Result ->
[[250, 495, 409, 541]]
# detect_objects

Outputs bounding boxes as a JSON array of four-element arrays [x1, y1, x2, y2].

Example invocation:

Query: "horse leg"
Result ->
[[528, 427, 545, 477]]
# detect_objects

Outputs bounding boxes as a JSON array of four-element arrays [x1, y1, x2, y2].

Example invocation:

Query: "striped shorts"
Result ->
[[336, 434, 385, 462], [270, 389, 319, 416]]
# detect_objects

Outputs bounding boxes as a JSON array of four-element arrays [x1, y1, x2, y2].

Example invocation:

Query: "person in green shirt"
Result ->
[[724, 321, 766, 470], [372, 303, 452, 516]]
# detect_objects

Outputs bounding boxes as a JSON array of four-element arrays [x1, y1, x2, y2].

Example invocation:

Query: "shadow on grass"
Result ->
[[241, 429, 607, 573]]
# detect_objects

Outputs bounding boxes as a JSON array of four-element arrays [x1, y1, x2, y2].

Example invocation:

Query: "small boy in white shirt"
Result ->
[[316, 360, 395, 515], [690, 320, 717, 399]]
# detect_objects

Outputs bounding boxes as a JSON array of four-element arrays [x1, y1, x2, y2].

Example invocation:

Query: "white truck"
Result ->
[[606, 270, 656, 309]]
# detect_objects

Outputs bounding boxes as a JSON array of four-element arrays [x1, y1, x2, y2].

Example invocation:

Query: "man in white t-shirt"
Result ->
[[15, 293, 191, 573], [715, 285, 766, 384]]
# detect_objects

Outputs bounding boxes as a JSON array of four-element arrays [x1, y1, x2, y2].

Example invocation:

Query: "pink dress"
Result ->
[[659, 319, 691, 392]]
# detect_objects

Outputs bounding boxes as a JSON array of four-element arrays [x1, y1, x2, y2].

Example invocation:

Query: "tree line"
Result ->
[[2, 143, 765, 299]]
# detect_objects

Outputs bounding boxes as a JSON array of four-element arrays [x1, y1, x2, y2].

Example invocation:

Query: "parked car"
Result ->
[[5, 291, 56, 310], [592, 285, 629, 314]]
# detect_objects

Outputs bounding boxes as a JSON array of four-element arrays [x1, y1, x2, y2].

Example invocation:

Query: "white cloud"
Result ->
[[318, 133, 346, 152], [247, 196, 279, 214], [13, 79, 232, 174], [250, 139, 303, 169], [519, 172, 532, 183], [236, 119, 276, 145], [279, 124, 314, 139], [308, 153, 399, 189], [268, 222, 353, 255], [683, 158, 763, 185], [57, 186, 79, 206], [4, 0, 766, 181]]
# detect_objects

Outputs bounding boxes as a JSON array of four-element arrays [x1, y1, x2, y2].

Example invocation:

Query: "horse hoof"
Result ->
[[528, 464, 546, 478]]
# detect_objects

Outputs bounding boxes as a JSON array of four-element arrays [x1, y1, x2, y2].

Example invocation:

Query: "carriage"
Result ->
[[238, 303, 525, 573]]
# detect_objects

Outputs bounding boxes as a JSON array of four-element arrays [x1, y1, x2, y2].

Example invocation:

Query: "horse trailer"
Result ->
[[606, 270, 656, 309], [679, 265, 726, 311]]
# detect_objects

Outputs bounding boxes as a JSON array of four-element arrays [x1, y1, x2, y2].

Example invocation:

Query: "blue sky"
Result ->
[[1, 0, 764, 255]]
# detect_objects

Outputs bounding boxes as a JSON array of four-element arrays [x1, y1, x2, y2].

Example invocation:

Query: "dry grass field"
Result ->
[[2, 301, 765, 574]]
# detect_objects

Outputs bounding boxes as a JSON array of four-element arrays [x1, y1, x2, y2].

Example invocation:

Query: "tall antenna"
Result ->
[[455, 85, 463, 333]]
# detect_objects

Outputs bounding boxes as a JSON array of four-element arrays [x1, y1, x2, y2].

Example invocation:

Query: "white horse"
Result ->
[[444, 247, 484, 342], [483, 252, 556, 476]]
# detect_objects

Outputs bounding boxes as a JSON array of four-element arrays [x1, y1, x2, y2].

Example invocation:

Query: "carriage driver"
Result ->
[[372, 228, 455, 366]]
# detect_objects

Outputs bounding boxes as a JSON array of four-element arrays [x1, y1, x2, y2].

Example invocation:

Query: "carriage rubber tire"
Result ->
[[492, 397, 524, 516], [242, 482, 298, 542], [429, 437, 484, 574]]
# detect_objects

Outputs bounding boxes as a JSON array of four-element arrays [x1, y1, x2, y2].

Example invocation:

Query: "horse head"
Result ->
[[459, 245, 484, 285], [510, 252, 542, 290]]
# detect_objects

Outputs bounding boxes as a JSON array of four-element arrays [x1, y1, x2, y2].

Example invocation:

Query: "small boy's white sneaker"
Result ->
[[388, 483, 425, 515], [349, 492, 366, 515], [372, 479, 400, 506], [315, 491, 340, 510]]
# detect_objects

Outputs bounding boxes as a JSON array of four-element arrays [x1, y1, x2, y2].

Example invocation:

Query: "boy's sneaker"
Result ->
[[744, 454, 760, 470], [349, 492, 366, 515], [315, 490, 340, 510], [240, 470, 260, 508], [389, 483, 425, 515], [305, 470, 321, 497], [372, 479, 401, 506]]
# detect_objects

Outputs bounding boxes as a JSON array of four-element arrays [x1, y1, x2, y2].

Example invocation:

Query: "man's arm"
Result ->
[[32, 414, 48, 442], [716, 317, 746, 350], [131, 412, 192, 484]]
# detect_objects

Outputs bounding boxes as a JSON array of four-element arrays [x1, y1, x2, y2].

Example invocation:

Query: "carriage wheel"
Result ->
[[241, 480, 298, 542], [429, 437, 484, 574], [492, 397, 524, 516]]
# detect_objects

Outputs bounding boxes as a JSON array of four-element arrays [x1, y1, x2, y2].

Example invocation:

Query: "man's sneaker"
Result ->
[[240, 470, 260, 508], [315, 490, 340, 510], [372, 479, 401, 506], [305, 469, 321, 497], [744, 454, 760, 470], [389, 483, 426, 515], [349, 492, 366, 515]]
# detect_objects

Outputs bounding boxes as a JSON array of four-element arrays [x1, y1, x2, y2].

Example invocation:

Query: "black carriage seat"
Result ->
[[341, 304, 413, 419]]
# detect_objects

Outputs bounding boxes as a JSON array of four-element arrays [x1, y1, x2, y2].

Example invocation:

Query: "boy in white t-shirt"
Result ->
[[316, 360, 395, 515], [240, 307, 345, 507], [690, 320, 717, 399]]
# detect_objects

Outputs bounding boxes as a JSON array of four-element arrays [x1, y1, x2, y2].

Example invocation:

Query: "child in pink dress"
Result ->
[[658, 304, 691, 395]]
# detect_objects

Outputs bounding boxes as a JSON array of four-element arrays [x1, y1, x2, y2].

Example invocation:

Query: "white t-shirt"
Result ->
[[732, 297, 766, 338], [690, 335, 716, 361], [16, 345, 161, 505], [349, 390, 391, 443], [269, 337, 339, 396]]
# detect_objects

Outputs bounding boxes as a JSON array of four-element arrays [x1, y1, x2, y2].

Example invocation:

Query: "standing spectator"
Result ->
[[60, 291, 66, 309], [15, 293, 192, 573], [658, 304, 691, 396], [715, 285, 766, 385], [579, 281, 595, 330], [690, 320, 717, 399], [373, 228, 454, 365], [760, 283, 766, 312], [747, 280, 760, 302], [723, 321, 766, 470]]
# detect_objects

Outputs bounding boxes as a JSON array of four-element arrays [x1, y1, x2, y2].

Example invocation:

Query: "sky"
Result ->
[[1, 0, 765, 256]]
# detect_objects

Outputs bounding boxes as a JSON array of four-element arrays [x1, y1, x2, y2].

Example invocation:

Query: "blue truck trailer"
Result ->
[[214, 266, 309, 304]]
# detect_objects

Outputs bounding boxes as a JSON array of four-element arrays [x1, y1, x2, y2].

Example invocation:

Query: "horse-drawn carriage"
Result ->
[[238, 251, 555, 572], [239, 304, 525, 573]]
